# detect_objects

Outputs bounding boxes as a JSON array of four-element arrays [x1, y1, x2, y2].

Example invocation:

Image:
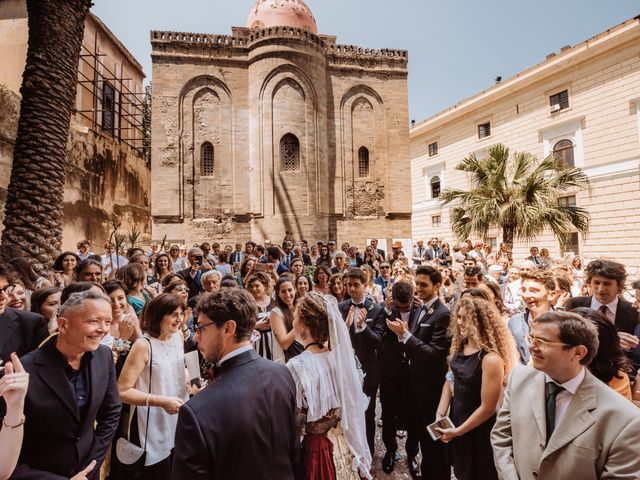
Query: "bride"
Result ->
[[287, 291, 372, 479]]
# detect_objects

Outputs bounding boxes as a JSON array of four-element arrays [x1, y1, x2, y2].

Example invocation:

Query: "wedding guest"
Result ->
[[271, 277, 304, 363], [295, 273, 313, 298], [118, 294, 189, 479], [6, 281, 27, 311], [152, 253, 174, 287], [247, 272, 276, 360], [0, 353, 29, 480], [315, 244, 332, 268], [76, 239, 94, 261], [74, 259, 103, 283], [52, 251, 80, 288], [435, 297, 517, 480], [329, 273, 348, 303], [12, 290, 120, 479], [116, 263, 151, 317], [172, 289, 297, 479], [491, 311, 640, 479], [312, 265, 331, 295], [29, 286, 61, 333]]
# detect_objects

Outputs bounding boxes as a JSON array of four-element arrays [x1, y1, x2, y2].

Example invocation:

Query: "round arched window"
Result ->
[[430, 176, 441, 199], [280, 133, 300, 172], [553, 139, 574, 168]]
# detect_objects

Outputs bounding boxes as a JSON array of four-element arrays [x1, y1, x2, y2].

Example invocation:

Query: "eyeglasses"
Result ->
[[525, 335, 572, 350], [193, 322, 215, 333], [380, 266, 390, 270]]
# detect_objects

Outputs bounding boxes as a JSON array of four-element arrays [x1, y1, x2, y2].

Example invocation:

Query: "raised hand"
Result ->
[[0, 353, 29, 413]]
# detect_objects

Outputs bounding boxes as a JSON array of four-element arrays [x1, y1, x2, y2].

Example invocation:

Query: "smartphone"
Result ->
[[253, 263, 268, 272], [194, 255, 203, 267], [427, 416, 455, 441]]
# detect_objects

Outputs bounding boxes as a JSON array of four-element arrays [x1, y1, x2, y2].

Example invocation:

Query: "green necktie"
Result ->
[[546, 382, 565, 441]]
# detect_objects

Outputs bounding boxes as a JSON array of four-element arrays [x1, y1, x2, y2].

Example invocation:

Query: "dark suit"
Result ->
[[11, 338, 121, 479], [566, 295, 639, 372], [404, 299, 451, 480], [177, 267, 204, 299], [0, 308, 48, 362], [339, 298, 385, 454], [172, 349, 297, 480], [380, 302, 422, 456], [229, 251, 244, 264]]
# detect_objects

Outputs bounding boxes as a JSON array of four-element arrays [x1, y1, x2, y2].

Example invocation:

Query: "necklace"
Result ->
[[304, 341, 325, 351]]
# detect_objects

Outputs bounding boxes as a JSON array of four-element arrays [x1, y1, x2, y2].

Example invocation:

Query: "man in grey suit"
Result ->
[[491, 311, 640, 480]]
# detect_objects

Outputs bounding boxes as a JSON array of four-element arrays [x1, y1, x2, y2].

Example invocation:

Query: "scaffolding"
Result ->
[[75, 44, 145, 153]]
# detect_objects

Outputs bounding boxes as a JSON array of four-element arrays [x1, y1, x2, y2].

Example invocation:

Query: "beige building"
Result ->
[[151, 0, 412, 245], [0, 0, 151, 251], [410, 16, 640, 275]]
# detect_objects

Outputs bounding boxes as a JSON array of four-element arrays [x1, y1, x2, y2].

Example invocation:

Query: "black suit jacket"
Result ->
[[338, 298, 385, 395], [380, 302, 422, 382], [0, 308, 48, 363], [172, 349, 297, 480], [11, 338, 121, 480], [404, 299, 451, 417], [565, 296, 639, 334], [177, 267, 204, 299]]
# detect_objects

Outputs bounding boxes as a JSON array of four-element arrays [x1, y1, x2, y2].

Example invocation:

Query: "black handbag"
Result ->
[[113, 337, 153, 478]]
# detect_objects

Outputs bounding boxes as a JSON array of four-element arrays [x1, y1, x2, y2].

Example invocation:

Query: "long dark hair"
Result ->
[[275, 276, 297, 330], [570, 307, 632, 383], [53, 252, 80, 272]]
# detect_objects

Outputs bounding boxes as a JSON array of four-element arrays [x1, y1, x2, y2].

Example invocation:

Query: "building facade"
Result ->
[[151, 0, 412, 245], [411, 16, 640, 275], [0, 0, 151, 251]]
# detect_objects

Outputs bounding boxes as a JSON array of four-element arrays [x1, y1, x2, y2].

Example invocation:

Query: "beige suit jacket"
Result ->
[[491, 366, 640, 480]]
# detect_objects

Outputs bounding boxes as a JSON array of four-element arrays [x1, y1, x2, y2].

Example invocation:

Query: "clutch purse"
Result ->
[[115, 437, 145, 465]]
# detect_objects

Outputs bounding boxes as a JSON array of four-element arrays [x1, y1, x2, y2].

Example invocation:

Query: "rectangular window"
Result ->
[[558, 195, 577, 207], [428, 142, 438, 157], [550, 90, 569, 112], [485, 237, 497, 250], [560, 232, 580, 256], [432, 215, 441, 228], [478, 122, 491, 139], [102, 82, 115, 135]]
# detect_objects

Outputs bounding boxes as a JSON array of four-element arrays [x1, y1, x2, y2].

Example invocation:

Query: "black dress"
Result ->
[[449, 349, 498, 480]]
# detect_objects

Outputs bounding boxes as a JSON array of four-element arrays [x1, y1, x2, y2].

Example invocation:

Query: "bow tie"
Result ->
[[352, 302, 365, 309]]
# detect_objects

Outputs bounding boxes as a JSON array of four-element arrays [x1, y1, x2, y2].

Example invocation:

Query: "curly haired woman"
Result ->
[[435, 296, 517, 480]]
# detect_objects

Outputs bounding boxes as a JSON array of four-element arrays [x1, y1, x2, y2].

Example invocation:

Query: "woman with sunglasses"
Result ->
[[315, 245, 332, 268]]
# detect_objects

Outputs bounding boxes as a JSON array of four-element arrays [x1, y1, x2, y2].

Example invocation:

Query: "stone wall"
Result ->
[[0, 84, 151, 252]]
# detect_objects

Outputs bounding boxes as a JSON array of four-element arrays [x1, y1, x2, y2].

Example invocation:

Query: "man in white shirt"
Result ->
[[492, 311, 640, 480]]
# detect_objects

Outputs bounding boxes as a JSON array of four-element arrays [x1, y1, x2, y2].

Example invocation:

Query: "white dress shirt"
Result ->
[[590, 296, 618, 324], [218, 344, 254, 366], [545, 367, 586, 427], [401, 296, 439, 344]]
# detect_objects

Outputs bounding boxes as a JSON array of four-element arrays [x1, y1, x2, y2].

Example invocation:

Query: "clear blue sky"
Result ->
[[93, 0, 638, 122]]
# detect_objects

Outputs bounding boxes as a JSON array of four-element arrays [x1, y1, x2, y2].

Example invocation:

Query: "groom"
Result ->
[[172, 289, 298, 479]]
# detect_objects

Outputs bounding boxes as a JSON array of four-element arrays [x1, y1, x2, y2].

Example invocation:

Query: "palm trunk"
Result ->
[[502, 225, 514, 247], [1, 0, 92, 274]]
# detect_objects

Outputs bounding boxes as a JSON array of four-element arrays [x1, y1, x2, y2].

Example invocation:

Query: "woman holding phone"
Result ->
[[435, 296, 516, 480]]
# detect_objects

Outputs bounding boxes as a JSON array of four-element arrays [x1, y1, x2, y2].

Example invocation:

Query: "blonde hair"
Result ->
[[450, 297, 517, 384]]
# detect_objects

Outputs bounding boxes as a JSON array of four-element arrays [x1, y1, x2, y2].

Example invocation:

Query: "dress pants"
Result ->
[[365, 385, 377, 455], [408, 394, 449, 480], [380, 365, 418, 456]]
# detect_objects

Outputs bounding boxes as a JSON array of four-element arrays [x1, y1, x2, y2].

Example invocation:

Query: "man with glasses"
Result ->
[[0, 264, 48, 363], [375, 261, 395, 298], [173, 289, 297, 479], [177, 247, 210, 300], [492, 311, 640, 479]]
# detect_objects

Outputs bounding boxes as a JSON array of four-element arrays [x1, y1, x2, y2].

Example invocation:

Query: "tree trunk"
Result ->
[[502, 225, 514, 247], [1, 0, 92, 274]]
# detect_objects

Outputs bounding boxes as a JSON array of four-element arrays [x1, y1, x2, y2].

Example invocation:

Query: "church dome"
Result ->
[[247, 0, 318, 34]]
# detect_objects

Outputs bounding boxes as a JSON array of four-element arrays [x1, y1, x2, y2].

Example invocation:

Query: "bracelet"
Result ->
[[2, 415, 25, 429], [145, 394, 151, 407]]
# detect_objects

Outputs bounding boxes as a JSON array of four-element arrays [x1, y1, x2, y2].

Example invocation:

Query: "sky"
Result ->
[[92, 0, 639, 122]]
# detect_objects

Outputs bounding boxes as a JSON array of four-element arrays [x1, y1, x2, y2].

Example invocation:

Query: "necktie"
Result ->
[[599, 304, 608, 316], [352, 302, 365, 309], [546, 382, 565, 441]]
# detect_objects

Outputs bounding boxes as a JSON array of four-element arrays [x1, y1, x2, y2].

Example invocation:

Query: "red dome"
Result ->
[[247, 0, 318, 34]]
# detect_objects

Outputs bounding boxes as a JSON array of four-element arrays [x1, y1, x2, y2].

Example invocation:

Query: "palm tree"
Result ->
[[1, 0, 92, 273], [440, 143, 590, 247]]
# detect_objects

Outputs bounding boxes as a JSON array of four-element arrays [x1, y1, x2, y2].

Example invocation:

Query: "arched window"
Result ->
[[201, 142, 214, 176], [358, 147, 370, 177], [280, 133, 300, 172], [430, 176, 441, 199], [553, 139, 574, 168]]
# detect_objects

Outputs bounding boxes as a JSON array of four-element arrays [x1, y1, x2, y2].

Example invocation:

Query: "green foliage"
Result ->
[[127, 225, 141, 248], [440, 144, 590, 245]]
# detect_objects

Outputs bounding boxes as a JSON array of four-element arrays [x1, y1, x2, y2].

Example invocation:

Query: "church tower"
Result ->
[[151, 0, 411, 244]]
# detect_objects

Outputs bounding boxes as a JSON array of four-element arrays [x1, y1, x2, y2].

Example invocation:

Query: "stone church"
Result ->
[[151, 0, 411, 244]]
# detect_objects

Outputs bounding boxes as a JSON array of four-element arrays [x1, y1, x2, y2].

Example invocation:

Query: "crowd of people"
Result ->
[[0, 234, 639, 480]]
